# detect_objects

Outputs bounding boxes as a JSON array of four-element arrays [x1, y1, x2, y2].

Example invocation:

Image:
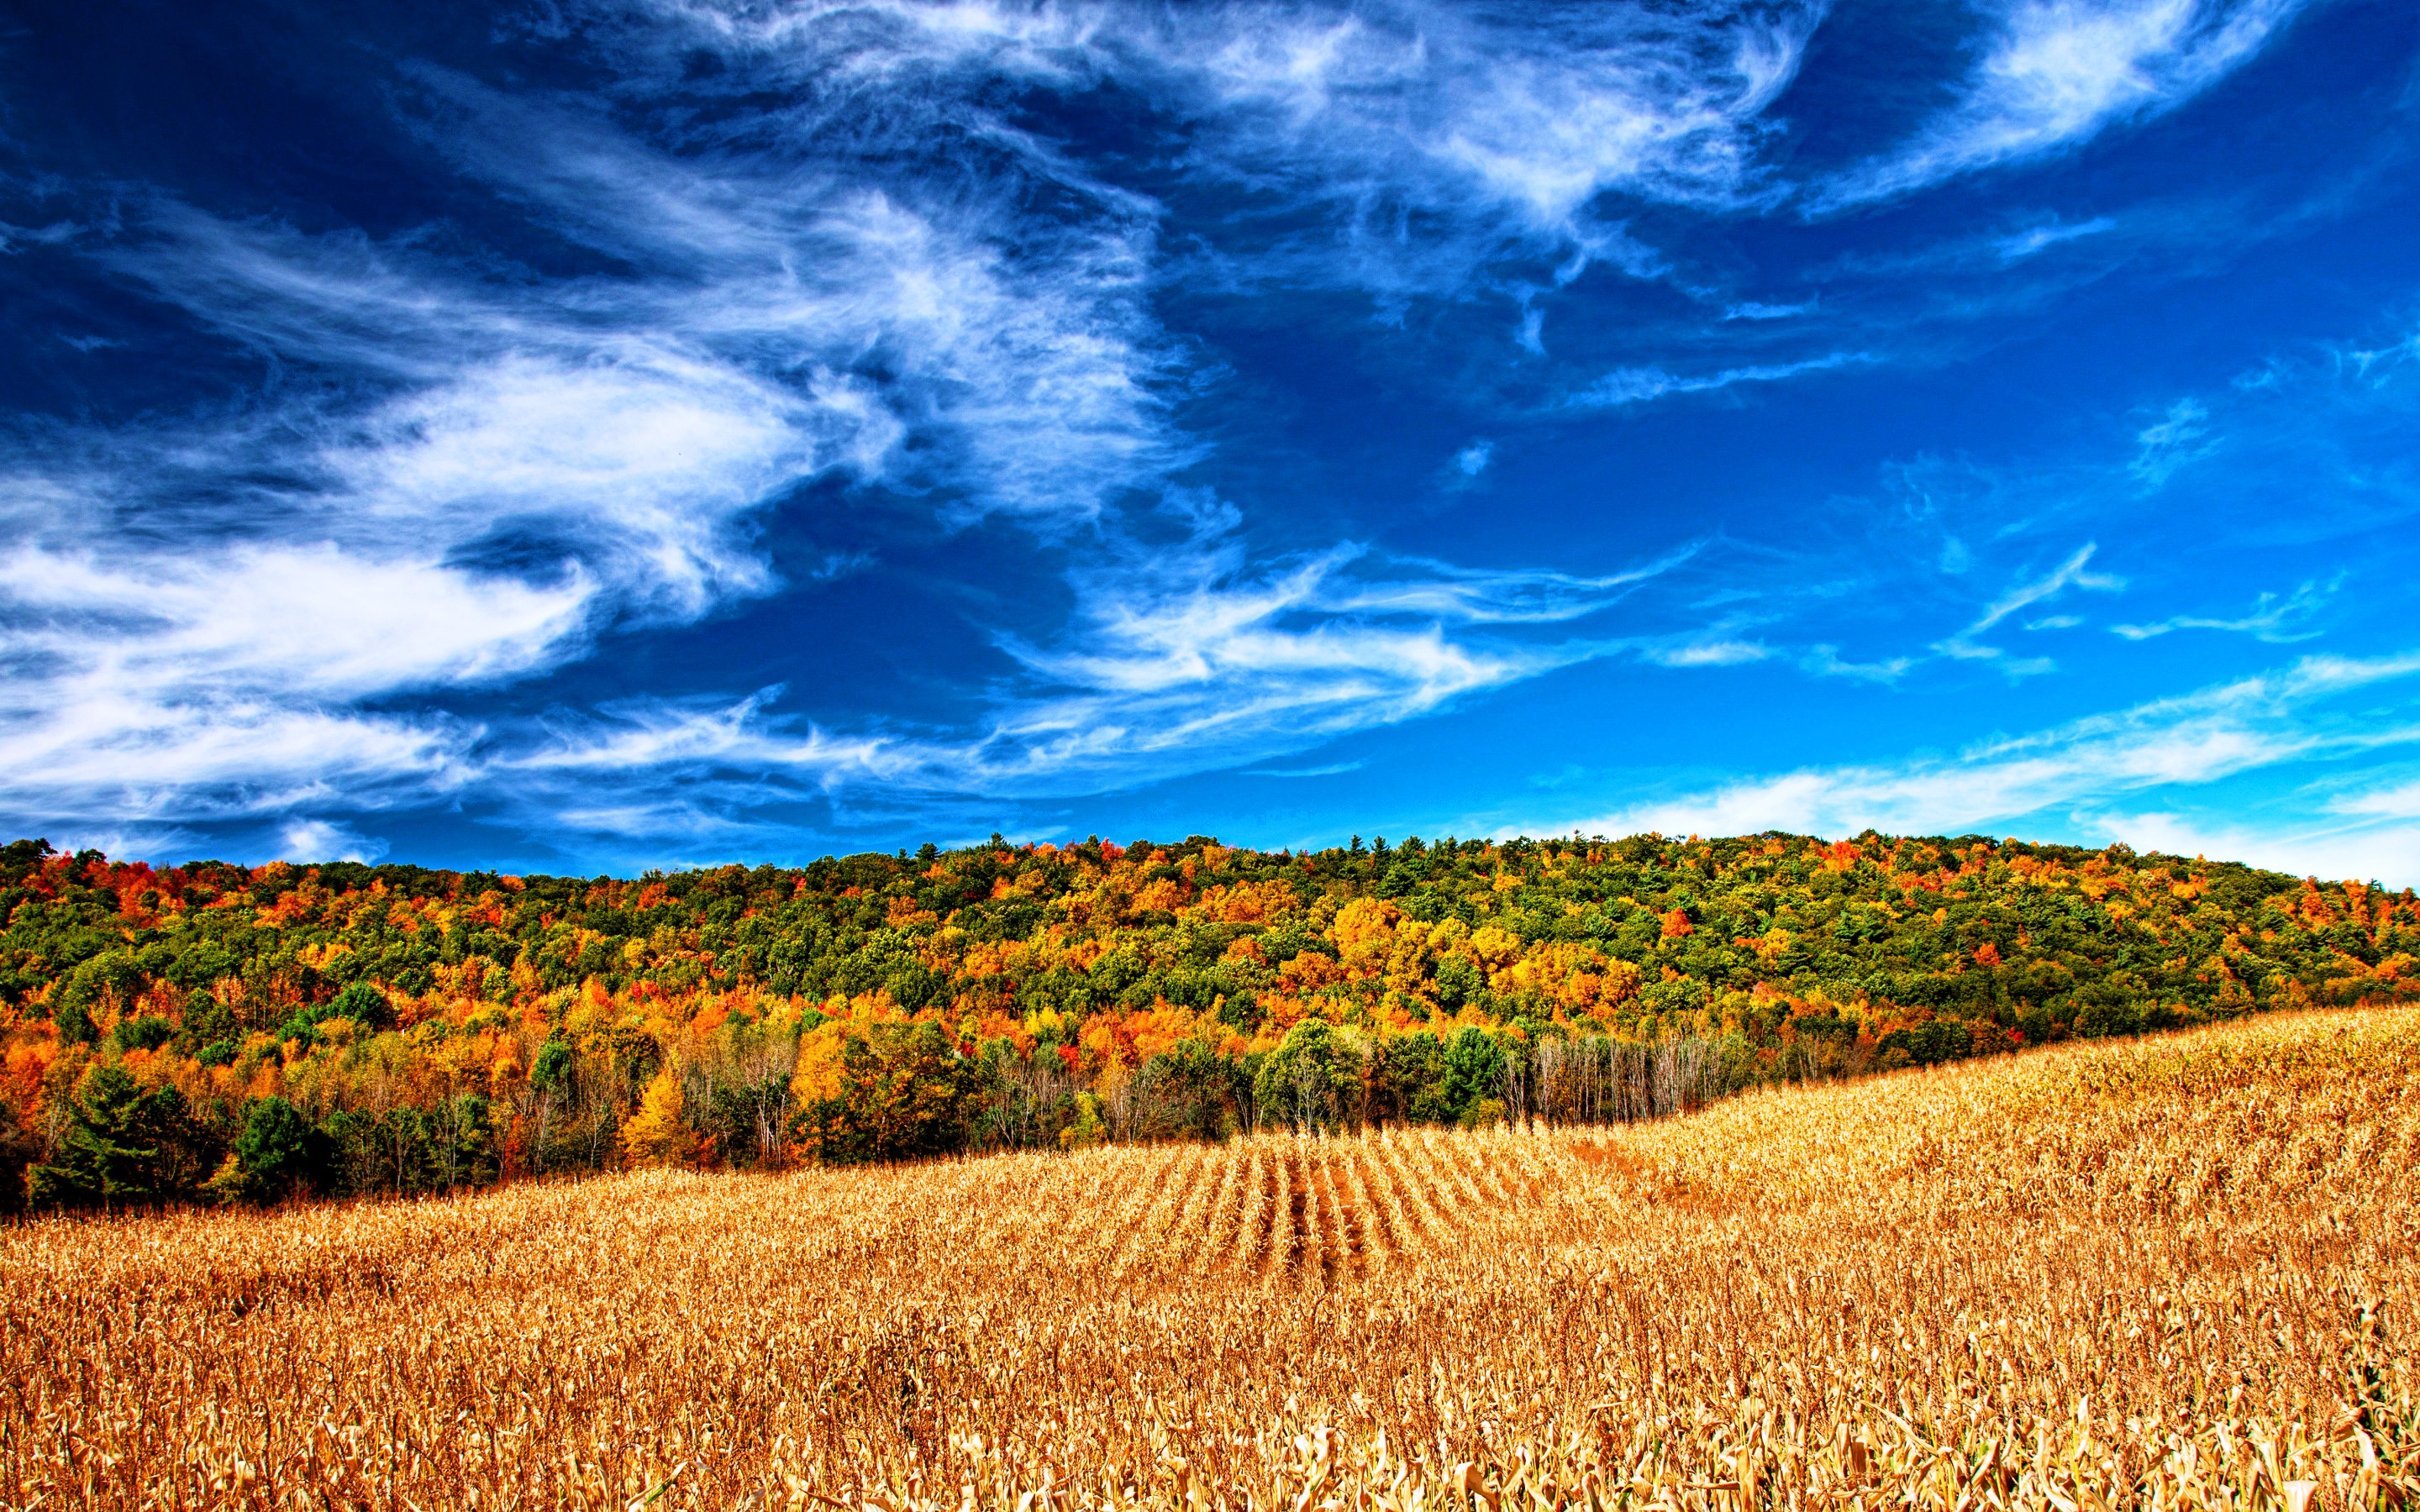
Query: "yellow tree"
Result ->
[[620, 1065, 702, 1168]]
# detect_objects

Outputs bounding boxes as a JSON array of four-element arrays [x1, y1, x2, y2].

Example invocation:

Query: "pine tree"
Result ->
[[29, 1065, 159, 1208]]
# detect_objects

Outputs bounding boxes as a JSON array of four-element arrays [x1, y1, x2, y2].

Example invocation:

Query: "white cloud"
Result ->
[[1653, 639, 1769, 668], [1934, 542, 2124, 666], [508, 543, 1685, 813], [1244, 760, 1365, 779], [1319, 549, 1689, 624], [0, 694, 472, 824], [516, 692, 909, 785], [2089, 811, 2420, 888], [655, 0, 1826, 305], [1570, 351, 1873, 409], [1151, 1, 1823, 234], [1820, 0, 2307, 208], [1994, 215, 2118, 262], [2331, 778, 2420, 821], [1, 540, 587, 699], [2128, 396, 2214, 486], [2112, 576, 2337, 642], [1803, 645, 1915, 683], [1722, 300, 1813, 321], [277, 818, 390, 864], [971, 543, 1645, 783], [1540, 649, 2420, 886], [320, 350, 835, 616], [0, 507, 520, 826]]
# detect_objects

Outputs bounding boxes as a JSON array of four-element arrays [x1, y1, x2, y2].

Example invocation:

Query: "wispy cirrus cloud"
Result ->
[[1160, 1, 1821, 230], [1818, 0, 2309, 209], [1933, 543, 2125, 669], [1803, 645, 1917, 683], [0, 513, 548, 826], [2129, 396, 2216, 486], [1569, 351, 1875, 409], [1994, 215, 2118, 262], [2112, 576, 2338, 642], [1539, 649, 2420, 885], [1244, 761, 1365, 779], [513, 541, 1681, 811], [2331, 777, 2420, 821], [1652, 639, 1770, 668], [640, 0, 1828, 312]]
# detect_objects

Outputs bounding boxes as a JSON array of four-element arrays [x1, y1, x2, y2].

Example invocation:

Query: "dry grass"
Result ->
[[4, 1008, 2417, 1511]]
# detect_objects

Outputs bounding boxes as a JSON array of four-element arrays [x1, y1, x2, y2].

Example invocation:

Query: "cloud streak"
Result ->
[[1543, 650, 2420, 883], [1570, 352, 1874, 409], [2112, 577, 2338, 642], [1818, 0, 2309, 208], [512, 542, 1682, 814], [1934, 543, 2125, 668]]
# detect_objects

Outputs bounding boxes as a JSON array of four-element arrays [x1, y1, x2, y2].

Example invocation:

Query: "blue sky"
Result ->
[[3, 0, 2418, 884]]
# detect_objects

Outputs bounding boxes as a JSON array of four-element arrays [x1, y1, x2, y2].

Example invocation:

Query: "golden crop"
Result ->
[[4, 1008, 2416, 1511]]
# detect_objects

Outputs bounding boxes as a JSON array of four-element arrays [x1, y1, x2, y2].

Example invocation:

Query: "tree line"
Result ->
[[1, 827, 2410, 1210]]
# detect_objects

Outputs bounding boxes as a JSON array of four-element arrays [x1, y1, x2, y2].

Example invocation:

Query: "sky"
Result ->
[[3, 0, 2418, 884]]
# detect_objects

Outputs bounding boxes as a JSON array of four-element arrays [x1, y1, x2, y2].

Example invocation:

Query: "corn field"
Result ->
[[3, 1007, 2416, 1511]]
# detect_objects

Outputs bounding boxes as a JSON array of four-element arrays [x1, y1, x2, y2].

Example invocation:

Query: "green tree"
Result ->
[[208, 1096, 330, 1204], [29, 1065, 164, 1208], [1253, 1018, 1363, 1132], [530, 1037, 574, 1090], [1439, 1026, 1506, 1123], [1143, 1039, 1244, 1141], [325, 979, 394, 1031], [276, 980, 394, 1046], [108, 1015, 176, 1054], [1375, 1032, 1451, 1125]]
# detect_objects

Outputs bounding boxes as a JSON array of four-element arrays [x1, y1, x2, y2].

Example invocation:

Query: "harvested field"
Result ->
[[4, 1008, 2417, 1510]]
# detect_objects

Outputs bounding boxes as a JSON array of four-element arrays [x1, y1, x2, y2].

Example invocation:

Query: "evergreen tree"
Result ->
[[29, 1065, 160, 1208], [206, 1096, 330, 1204]]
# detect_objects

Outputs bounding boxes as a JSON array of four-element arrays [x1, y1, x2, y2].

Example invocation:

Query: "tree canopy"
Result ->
[[0, 829, 2408, 1210]]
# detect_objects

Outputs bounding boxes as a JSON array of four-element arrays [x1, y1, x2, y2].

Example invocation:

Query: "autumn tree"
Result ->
[[793, 1021, 989, 1165], [621, 1066, 703, 1168]]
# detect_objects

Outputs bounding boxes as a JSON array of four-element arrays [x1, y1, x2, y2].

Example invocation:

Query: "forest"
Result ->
[[1, 827, 2412, 1210]]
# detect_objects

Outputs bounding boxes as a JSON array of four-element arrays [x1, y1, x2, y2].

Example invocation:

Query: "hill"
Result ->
[[1, 830, 2414, 1207], [3, 1008, 2414, 1509]]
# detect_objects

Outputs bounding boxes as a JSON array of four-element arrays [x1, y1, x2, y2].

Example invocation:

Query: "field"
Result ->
[[3, 1009, 2417, 1511]]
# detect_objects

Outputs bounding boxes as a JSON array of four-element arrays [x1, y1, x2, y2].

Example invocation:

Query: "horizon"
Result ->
[[3, 0, 2418, 887], [6, 825, 2394, 892]]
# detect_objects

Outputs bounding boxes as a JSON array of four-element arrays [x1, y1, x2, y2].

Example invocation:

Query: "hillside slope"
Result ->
[[3, 830, 2415, 1207], [3, 1008, 2416, 1509]]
